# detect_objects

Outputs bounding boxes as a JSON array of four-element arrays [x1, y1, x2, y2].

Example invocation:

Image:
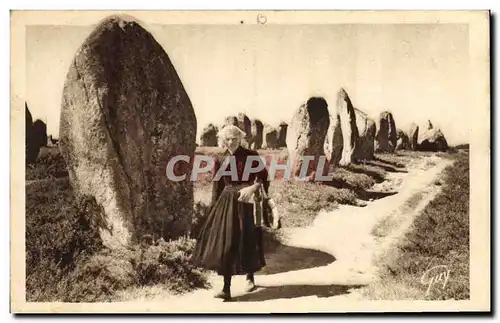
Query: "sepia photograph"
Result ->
[[10, 10, 490, 313]]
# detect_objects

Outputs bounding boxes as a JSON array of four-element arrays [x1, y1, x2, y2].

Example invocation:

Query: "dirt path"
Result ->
[[118, 154, 453, 312]]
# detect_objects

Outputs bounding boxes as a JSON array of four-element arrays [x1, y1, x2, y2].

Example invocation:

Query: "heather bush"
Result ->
[[331, 167, 377, 190], [135, 237, 209, 293], [26, 178, 105, 301], [26, 173, 209, 302], [26, 147, 68, 180], [55, 236, 209, 302], [58, 250, 136, 302]]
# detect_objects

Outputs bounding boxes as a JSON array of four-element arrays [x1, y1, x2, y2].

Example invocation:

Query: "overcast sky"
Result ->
[[26, 22, 470, 145]]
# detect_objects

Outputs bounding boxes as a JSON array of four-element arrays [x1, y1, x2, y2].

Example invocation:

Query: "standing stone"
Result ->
[[353, 108, 376, 161], [286, 97, 330, 179], [25, 102, 38, 165], [237, 113, 252, 137], [277, 122, 288, 148], [26, 117, 48, 165], [25, 102, 32, 140], [324, 113, 343, 165], [199, 123, 218, 147], [396, 129, 411, 150], [336, 89, 358, 166], [250, 119, 264, 150], [427, 120, 434, 130], [418, 128, 448, 152], [237, 113, 252, 148], [409, 123, 419, 151], [59, 16, 197, 249], [32, 120, 48, 149], [376, 111, 397, 153], [262, 124, 278, 149], [224, 116, 238, 127], [389, 114, 397, 151]]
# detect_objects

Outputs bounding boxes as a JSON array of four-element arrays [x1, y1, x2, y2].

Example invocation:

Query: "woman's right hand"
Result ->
[[237, 185, 256, 203]]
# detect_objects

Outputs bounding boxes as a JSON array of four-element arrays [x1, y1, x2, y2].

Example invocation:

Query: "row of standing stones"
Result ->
[[201, 89, 448, 178], [199, 115, 288, 150], [26, 15, 449, 250], [285, 89, 449, 178]]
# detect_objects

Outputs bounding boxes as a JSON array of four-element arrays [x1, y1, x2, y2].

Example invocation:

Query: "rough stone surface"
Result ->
[[395, 129, 411, 150], [409, 123, 419, 151], [199, 123, 218, 147], [286, 97, 330, 179], [336, 89, 358, 166], [353, 108, 376, 161], [324, 113, 343, 165], [418, 128, 448, 152], [250, 119, 264, 150], [262, 124, 278, 149], [224, 116, 238, 127], [26, 101, 48, 165], [26, 103, 36, 165], [375, 111, 397, 153], [237, 113, 252, 148], [26, 102, 32, 138], [59, 16, 197, 249], [389, 116, 397, 151], [277, 122, 288, 148], [32, 120, 48, 149]]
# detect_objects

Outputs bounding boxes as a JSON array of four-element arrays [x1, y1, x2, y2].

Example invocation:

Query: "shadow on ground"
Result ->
[[258, 229, 336, 275], [323, 178, 398, 201], [361, 160, 408, 173], [371, 156, 407, 168], [345, 166, 387, 183], [231, 283, 364, 302]]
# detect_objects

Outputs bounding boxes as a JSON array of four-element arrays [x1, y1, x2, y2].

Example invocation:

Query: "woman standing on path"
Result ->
[[192, 125, 270, 301]]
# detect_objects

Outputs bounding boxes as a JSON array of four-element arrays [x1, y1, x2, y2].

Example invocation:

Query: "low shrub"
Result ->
[[331, 168, 377, 190], [373, 153, 411, 168], [58, 249, 136, 302], [26, 147, 68, 181], [26, 178, 105, 301], [39, 236, 210, 303], [134, 237, 209, 294]]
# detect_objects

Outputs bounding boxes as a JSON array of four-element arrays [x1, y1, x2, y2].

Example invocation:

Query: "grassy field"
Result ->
[[362, 150, 470, 300]]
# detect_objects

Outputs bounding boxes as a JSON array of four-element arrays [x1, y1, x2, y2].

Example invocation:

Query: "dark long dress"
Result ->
[[192, 146, 270, 276]]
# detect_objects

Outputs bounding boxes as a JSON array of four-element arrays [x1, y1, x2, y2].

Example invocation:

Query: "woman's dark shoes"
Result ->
[[214, 289, 232, 301], [244, 279, 257, 292]]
